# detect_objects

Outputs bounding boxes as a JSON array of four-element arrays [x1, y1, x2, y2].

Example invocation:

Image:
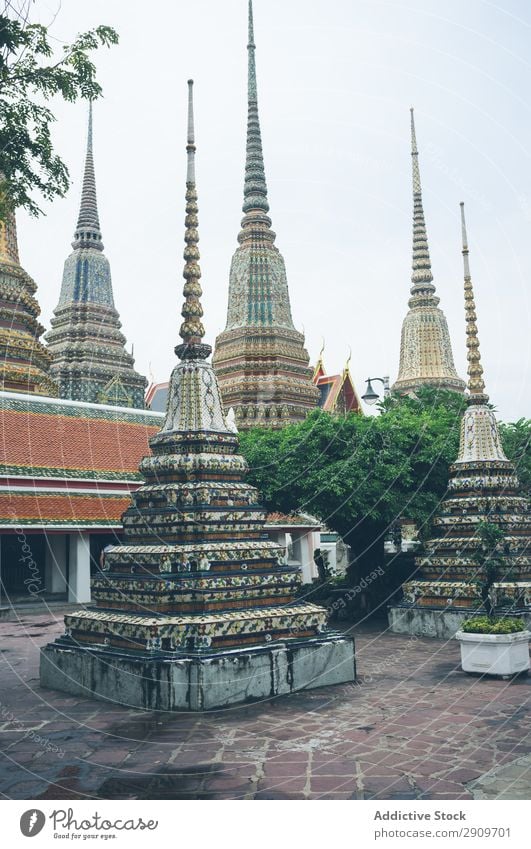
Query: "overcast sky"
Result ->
[[17, 0, 531, 421]]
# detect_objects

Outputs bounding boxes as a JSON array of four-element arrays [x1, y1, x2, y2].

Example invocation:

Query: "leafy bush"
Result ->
[[461, 616, 526, 634]]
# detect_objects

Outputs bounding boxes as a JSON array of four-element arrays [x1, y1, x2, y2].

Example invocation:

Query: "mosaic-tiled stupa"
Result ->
[[392, 110, 465, 395], [40, 81, 355, 711], [0, 205, 57, 396], [45, 105, 146, 408], [212, 1, 319, 429], [389, 203, 531, 638]]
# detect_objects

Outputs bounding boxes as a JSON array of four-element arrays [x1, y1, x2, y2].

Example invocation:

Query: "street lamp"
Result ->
[[361, 376, 390, 406]]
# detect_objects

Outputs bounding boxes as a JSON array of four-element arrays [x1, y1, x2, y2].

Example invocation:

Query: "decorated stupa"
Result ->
[[0, 205, 57, 396], [389, 203, 531, 638], [212, 1, 319, 429], [45, 104, 146, 408], [40, 81, 355, 711], [392, 110, 465, 395]]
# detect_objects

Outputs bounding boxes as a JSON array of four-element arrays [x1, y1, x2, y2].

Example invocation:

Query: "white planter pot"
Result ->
[[455, 630, 530, 677]]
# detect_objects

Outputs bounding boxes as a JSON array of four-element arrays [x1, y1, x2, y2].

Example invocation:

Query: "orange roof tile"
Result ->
[[0, 408, 159, 479], [0, 490, 131, 527]]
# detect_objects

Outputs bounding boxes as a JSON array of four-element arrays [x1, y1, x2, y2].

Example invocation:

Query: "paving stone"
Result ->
[[0, 615, 529, 800]]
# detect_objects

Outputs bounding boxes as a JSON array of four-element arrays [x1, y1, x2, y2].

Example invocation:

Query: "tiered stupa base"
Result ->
[[389, 409, 531, 639], [40, 79, 356, 709], [388, 603, 531, 641]]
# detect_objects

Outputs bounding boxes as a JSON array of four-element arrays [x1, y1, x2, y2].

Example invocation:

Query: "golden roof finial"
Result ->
[[460, 202, 487, 402], [344, 347, 352, 373]]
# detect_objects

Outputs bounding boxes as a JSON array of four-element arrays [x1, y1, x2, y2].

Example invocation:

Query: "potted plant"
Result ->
[[455, 616, 530, 677], [455, 521, 530, 676]]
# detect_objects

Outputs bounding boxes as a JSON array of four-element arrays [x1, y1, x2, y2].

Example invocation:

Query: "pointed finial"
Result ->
[[248, 0, 255, 49], [248, 0, 256, 101], [241, 0, 270, 220], [176, 80, 210, 361], [460, 202, 487, 401], [186, 78, 196, 183], [88, 99, 93, 152], [345, 347, 352, 371], [409, 108, 435, 293], [410, 107, 419, 190], [318, 338, 325, 362], [73, 101, 103, 251]]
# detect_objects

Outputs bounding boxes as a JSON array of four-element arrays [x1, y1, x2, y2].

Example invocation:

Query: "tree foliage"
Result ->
[[239, 389, 531, 581], [240, 388, 466, 577], [499, 418, 531, 497], [0, 3, 118, 218]]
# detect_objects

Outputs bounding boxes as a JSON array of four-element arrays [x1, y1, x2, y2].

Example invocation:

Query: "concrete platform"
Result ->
[[388, 604, 531, 639], [40, 634, 356, 711]]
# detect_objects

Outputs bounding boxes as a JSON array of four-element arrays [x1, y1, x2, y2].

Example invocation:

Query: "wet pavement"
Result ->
[[0, 610, 529, 800]]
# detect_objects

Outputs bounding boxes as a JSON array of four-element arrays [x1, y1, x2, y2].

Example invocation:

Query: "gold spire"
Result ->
[[0, 207, 20, 266], [177, 79, 208, 359], [460, 202, 487, 402]]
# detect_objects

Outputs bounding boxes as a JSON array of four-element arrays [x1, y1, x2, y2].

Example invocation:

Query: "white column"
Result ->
[[45, 535, 68, 594], [291, 531, 312, 583], [304, 533, 318, 581], [68, 533, 91, 603]]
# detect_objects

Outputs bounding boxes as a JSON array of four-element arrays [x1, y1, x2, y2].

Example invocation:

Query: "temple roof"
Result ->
[[265, 512, 321, 529], [312, 357, 362, 414], [0, 391, 161, 482], [0, 391, 162, 529]]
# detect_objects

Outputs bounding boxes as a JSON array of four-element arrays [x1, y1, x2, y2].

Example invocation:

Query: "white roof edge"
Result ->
[[0, 524, 122, 531], [0, 475, 140, 485], [0, 390, 164, 419]]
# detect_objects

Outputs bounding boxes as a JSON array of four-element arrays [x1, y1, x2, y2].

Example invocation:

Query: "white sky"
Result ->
[[17, 0, 531, 422]]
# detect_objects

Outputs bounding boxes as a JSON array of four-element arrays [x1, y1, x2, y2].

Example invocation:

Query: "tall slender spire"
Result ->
[[176, 79, 209, 361], [46, 101, 146, 407], [392, 110, 465, 395], [212, 1, 318, 426], [73, 101, 103, 251], [242, 0, 269, 220], [392, 205, 524, 637], [410, 108, 434, 293], [460, 202, 487, 401]]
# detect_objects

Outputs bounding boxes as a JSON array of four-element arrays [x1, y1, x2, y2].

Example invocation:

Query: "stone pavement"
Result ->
[[0, 610, 529, 800]]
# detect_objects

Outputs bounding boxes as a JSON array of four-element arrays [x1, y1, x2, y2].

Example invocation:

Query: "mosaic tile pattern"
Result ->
[[401, 205, 531, 614], [45, 104, 146, 408], [213, 1, 319, 428], [48, 80, 329, 656], [0, 212, 58, 397]]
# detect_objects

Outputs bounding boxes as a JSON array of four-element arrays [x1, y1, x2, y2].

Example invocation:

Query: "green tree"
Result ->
[[240, 388, 467, 583], [500, 418, 531, 497], [472, 521, 506, 618], [0, 3, 118, 219]]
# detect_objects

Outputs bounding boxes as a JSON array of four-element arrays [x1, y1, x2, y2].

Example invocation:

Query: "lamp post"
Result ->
[[361, 376, 390, 406]]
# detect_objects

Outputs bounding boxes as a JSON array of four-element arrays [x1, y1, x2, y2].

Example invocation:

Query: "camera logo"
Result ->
[[20, 810, 46, 837]]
